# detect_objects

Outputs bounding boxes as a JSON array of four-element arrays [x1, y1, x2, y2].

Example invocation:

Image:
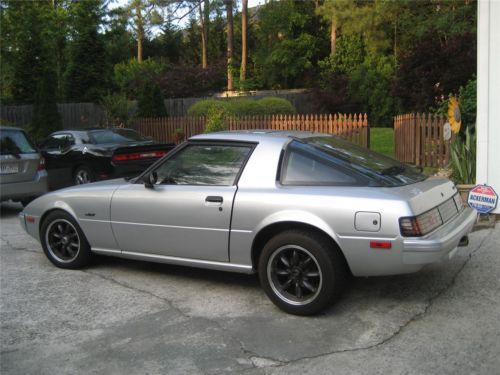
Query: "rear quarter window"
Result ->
[[0, 130, 36, 154]]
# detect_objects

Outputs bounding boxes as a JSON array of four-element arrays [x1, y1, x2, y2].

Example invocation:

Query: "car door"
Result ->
[[110, 142, 254, 262], [40, 133, 76, 189]]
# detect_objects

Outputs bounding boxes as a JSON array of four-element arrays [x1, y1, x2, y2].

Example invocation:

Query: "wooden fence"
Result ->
[[394, 113, 452, 168], [131, 113, 369, 147]]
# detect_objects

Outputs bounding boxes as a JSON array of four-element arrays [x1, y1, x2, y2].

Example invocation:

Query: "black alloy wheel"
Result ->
[[259, 230, 347, 315], [41, 211, 92, 268]]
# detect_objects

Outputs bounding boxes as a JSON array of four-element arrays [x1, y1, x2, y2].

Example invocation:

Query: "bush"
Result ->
[[255, 97, 296, 115], [100, 92, 134, 127], [204, 105, 227, 133], [187, 97, 296, 117], [187, 99, 229, 117], [114, 58, 168, 98], [137, 81, 167, 118]]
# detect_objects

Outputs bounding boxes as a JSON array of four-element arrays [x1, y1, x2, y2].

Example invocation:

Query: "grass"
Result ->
[[370, 127, 394, 158]]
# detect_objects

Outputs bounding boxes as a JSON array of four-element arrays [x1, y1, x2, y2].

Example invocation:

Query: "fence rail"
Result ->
[[394, 113, 452, 168], [131, 113, 369, 147]]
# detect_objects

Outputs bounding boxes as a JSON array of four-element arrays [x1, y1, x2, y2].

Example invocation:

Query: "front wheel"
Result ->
[[73, 165, 95, 185], [258, 230, 347, 315], [40, 211, 92, 269]]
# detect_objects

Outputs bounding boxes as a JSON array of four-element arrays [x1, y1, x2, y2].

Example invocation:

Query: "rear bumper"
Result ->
[[0, 171, 48, 201], [402, 207, 477, 264]]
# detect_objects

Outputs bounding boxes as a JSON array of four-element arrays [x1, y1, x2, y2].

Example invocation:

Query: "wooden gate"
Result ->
[[394, 113, 452, 168]]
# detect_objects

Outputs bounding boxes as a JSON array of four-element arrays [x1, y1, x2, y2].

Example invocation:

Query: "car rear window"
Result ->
[[89, 129, 150, 144], [282, 137, 426, 187], [0, 129, 36, 155]]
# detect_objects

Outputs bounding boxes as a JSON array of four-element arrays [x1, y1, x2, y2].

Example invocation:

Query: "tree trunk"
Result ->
[[199, 0, 209, 69], [136, 3, 144, 63], [330, 17, 336, 56], [240, 0, 248, 86], [226, 1, 234, 91]]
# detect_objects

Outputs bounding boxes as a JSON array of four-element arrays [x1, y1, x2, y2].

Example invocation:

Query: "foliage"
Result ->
[[100, 93, 134, 127], [114, 58, 168, 98], [31, 67, 62, 142], [156, 59, 226, 98], [204, 105, 227, 133], [255, 97, 296, 115], [64, 0, 108, 102], [1, 1, 57, 104], [450, 126, 476, 185], [252, 0, 328, 89], [137, 81, 167, 117], [187, 97, 296, 117], [393, 32, 476, 112], [318, 35, 364, 77]]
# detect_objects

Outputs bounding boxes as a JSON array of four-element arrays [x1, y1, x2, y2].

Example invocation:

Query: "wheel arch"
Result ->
[[39, 206, 79, 236], [251, 221, 351, 274]]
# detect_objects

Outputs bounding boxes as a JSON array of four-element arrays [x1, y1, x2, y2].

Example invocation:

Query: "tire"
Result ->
[[73, 165, 95, 185], [258, 230, 347, 316], [40, 211, 92, 269]]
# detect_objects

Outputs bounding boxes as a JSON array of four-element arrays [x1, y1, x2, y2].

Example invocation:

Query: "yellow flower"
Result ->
[[447, 96, 461, 134]]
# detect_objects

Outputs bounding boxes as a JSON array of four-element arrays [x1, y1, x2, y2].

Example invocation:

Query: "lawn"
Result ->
[[370, 127, 394, 158]]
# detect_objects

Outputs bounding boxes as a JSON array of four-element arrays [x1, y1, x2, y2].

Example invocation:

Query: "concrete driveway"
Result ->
[[1, 202, 499, 375]]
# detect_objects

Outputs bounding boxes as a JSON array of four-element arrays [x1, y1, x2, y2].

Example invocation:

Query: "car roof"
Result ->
[[0, 126, 25, 132], [190, 130, 330, 145]]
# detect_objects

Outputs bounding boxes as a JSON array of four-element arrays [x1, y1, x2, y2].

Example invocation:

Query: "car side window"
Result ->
[[42, 134, 75, 150], [153, 144, 252, 186], [281, 142, 365, 186]]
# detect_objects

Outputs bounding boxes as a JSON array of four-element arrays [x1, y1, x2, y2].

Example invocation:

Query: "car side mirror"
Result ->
[[143, 172, 158, 189]]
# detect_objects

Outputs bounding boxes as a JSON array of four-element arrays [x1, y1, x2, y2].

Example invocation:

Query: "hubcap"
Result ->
[[45, 219, 80, 263], [75, 169, 91, 184], [267, 245, 322, 306]]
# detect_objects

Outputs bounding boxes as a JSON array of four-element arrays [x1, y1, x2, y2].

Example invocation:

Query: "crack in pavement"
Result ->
[[81, 269, 260, 370], [0, 236, 39, 253], [240, 228, 495, 371]]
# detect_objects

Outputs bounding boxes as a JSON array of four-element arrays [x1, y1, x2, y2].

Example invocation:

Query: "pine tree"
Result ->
[[137, 81, 167, 118]]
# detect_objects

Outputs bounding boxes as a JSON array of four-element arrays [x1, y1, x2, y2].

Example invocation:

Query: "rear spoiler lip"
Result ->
[[112, 143, 176, 155]]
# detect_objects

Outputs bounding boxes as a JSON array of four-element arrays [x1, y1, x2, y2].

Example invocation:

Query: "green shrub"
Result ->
[[137, 81, 167, 118], [256, 97, 296, 115], [187, 99, 229, 117], [100, 92, 133, 127], [187, 97, 296, 117], [450, 126, 476, 184], [204, 105, 227, 133]]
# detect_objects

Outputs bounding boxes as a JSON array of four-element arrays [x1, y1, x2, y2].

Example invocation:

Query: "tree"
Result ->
[[64, 0, 107, 102], [239, 0, 248, 87], [137, 80, 167, 117], [199, 0, 210, 69], [1, 1, 47, 104], [226, 0, 234, 91], [32, 66, 62, 141]]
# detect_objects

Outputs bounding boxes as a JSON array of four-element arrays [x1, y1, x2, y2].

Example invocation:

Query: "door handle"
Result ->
[[205, 196, 223, 203]]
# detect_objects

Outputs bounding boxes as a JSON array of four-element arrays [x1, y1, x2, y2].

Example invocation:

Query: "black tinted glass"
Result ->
[[0, 130, 36, 154], [283, 137, 426, 187], [89, 129, 149, 144], [154, 144, 252, 186]]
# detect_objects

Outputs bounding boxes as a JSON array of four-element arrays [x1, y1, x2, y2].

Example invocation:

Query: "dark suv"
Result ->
[[0, 127, 48, 206]]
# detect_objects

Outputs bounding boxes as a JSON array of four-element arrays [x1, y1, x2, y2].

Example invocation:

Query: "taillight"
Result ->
[[38, 156, 46, 171], [112, 150, 168, 162], [399, 208, 442, 237]]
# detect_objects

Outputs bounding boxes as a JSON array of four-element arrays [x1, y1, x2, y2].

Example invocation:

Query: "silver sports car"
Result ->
[[20, 131, 477, 315]]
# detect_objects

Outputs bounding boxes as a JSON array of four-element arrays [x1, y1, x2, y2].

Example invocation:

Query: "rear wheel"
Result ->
[[74, 165, 95, 185], [258, 230, 346, 315], [40, 211, 92, 269]]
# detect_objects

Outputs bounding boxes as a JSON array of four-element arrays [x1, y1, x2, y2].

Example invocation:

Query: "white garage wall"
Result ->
[[477, 0, 500, 213]]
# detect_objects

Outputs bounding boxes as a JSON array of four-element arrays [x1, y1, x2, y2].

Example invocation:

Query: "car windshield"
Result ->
[[88, 129, 150, 144], [292, 136, 426, 187], [0, 129, 36, 155]]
